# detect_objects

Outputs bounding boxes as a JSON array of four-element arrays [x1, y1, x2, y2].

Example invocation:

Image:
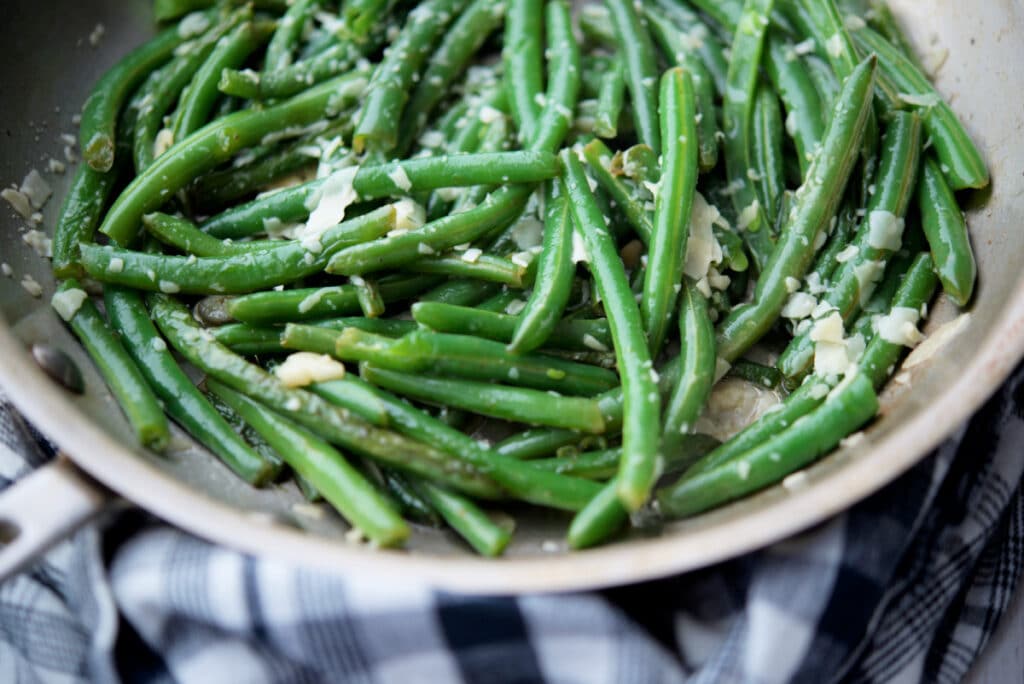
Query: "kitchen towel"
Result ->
[[1, 362, 1022, 684]]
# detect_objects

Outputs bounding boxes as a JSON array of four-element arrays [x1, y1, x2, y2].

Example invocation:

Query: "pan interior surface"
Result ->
[[0, 0, 1021, 593]]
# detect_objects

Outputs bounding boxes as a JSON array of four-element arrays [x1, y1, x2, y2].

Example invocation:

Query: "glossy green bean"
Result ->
[[101, 71, 368, 246], [104, 287, 274, 484], [326, 185, 532, 277], [343, 0, 397, 42], [149, 294, 502, 498], [582, 139, 652, 245], [662, 282, 716, 455], [509, 183, 574, 354], [55, 280, 170, 451], [594, 56, 625, 139], [362, 363, 607, 434], [419, 280, 502, 307], [263, 0, 318, 72], [647, 0, 730, 95], [416, 482, 512, 556], [208, 380, 410, 547], [561, 149, 661, 512], [604, 0, 662, 154], [528, 0, 581, 154], [716, 56, 876, 363], [659, 372, 878, 517], [224, 275, 440, 324], [917, 156, 976, 306], [567, 479, 629, 549], [154, 0, 215, 22], [777, 111, 922, 380], [751, 84, 787, 222], [353, 0, 468, 154], [764, 32, 825, 177], [52, 166, 122, 278], [503, 0, 544, 142], [643, 68, 699, 356], [84, 205, 396, 295], [409, 254, 528, 288]]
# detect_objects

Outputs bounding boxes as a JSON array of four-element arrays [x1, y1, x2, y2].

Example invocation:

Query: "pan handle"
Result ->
[[0, 455, 110, 583]]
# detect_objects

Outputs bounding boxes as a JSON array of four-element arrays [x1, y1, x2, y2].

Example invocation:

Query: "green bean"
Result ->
[[764, 32, 826, 177], [419, 483, 513, 556], [567, 479, 629, 549], [858, 252, 938, 387], [326, 185, 532, 277], [144, 212, 276, 256], [154, 0, 215, 22], [133, 12, 240, 173], [582, 139, 652, 245], [219, 37, 366, 100], [448, 114, 514, 216], [786, 0, 859, 79], [80, 18, 200, 172], [413, 302, 614, 352], [561, 149, 660, 512], [529, 448, 622, 480], [350, 277, 385, 318], [853, 30, 987, 191], [864, 0, 920, 69], [376, 469, 441, 527], [509, 183, 574, 354], [409, 254, 528, 288], [917, 156, 976, 306], [419, 280, 502, 307], [224, 275, 440, 324], [149, 294, 502, 498], [495, 429, 586, 460], [751, 84, 787, 223], [335, 373, 602, 512], [777, 111, 922, 381], [659, 372, 878, 517], [643, 5, 720, 173], [104, 287, 274, 484], [647, 0, 730, 95], [579, 4, 616, 45], [263, 0, 318, 72], [662, 282, 716, 455], [528, 0, 581, 154], [353, 0, 468, 154], [604, 0, 662, 154], [101, 71, 368, 246], [642, 68, 699, 356], [207, 380, 410, 547], [716, 56, 876, 364], [399, 0, 507, 151], [362, 363, 607, 434], [204, 388, 287, 478], [344, 0, 398, 43], [174, 20, 277, 142], [722, 0, 776, 269], [805, 53, 840, 113], [293, 326, 620, 396], [210, 323, 285, 355], [52, 166, 122, 278], [84, 205, 396, 295], [503, 0, 545, 142], [199, 151, 559, 239], [54, 280, 170, 451], [594, 56, 625, 139], [807, 196, 857, 284], [687, 0, 743, 33], [728, 360, 783, 389]]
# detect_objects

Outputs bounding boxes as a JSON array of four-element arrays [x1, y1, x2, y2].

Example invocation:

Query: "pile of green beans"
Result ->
[[48, 0, 986, 555]]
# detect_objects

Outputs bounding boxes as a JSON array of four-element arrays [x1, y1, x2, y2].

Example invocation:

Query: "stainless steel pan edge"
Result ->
[[0, 0, 1022, 594]]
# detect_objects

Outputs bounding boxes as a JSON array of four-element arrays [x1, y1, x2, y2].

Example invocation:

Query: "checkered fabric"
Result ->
[[1, 363, 1021, 683]]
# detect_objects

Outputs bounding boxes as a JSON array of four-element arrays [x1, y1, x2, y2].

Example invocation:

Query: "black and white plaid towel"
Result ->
[[2, 363, 1022, 684]]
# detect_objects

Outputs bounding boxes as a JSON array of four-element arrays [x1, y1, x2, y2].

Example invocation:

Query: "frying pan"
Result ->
[[1, 0, 1021, 594]]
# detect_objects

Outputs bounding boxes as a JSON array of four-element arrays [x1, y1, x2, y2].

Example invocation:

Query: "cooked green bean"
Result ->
[[84, 205, 397, 294], [52, 166, 123, 278], [175, 20, 275, 141], [344, 0, 398, 42], [777, 111, 922, 381], [263, 0, 318, 72], [594, 56, 625, 139], [582, 139, 652, 245], [199, 151, 558, 239], [399, 0, 507, 151], [361, 364, 607, 434], [662, 282, 716, 455], [416, 482, 512, 556], [352, 277, 386, 318], [561, 149, 660, 512], [54, 280, 170, 451], [646, 0, 729, 94], [528, 0, 581, 154], [567, 479, 629, 549], [659, 372, 879, 517], [917, 156, 976, 306], [604, 0, 662, 154], [764, 32, 825, 177], [716, 56, 876, 363], [353, 0, 468, 154], [409, 254, 528, 288], [80, 18, 201, 172], [751, 84, 787, 222], [150, 294, 502, 498], [509, 183, 574, 354], [154, 0, 216, 22], [503, 0, 544, 142], [419, 280, 502, 307], [105, 287, 274, 484], [721, 0, 776, 270], [326, 186, 532, 277], [728, 360, 783, 389], [101, 71, 368, 246], [143, 212, 280, 257], [208, 380, 410, 547], [224, 275, 440, 324], [642, 68, 698, 356]]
